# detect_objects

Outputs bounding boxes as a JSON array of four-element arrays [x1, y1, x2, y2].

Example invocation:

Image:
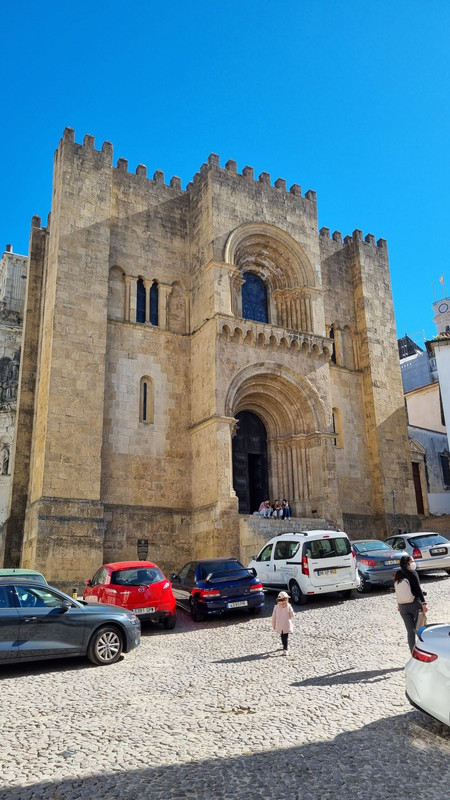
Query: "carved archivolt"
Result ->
[[225, 223, 317, 333], [225, 363, 326, 437]]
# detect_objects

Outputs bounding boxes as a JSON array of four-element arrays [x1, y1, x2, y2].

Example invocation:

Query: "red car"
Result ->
[[84, 561, 176, 629]]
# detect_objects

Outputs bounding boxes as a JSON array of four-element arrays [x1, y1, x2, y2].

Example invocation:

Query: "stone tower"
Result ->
[[3, 128, 420, 584]]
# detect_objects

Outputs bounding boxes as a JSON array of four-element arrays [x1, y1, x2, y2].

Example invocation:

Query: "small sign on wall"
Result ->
[[137, 539, 149, 560]]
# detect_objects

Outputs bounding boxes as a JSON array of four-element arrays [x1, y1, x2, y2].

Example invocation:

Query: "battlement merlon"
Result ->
[[57, 128, 183, 192], [201, 152, 316, 203], [319, 226, 388, 252], [57, 128, 316, 202]]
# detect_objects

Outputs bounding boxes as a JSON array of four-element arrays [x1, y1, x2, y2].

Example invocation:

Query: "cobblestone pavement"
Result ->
[[1, 574, 450, 800]]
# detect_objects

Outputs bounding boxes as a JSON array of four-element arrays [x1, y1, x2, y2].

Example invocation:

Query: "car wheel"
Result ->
[[341, 588, 357, 600], [190, 599, 205, 622], [163, 614, 176, 630], [289, 580, 307, 605], [87, 626, 123, 666], [357, 571, 370, 593]]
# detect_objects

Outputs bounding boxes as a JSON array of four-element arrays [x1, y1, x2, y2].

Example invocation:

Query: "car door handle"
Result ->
[[23, 617, 37, 622]]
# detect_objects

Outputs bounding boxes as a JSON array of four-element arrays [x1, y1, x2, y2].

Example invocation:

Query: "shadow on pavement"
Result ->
[[1, 711, 449, 800], [292, 666, 404, 687]]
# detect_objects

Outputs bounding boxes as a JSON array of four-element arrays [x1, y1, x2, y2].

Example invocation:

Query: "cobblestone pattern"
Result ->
[[1, 575, 450, 799]]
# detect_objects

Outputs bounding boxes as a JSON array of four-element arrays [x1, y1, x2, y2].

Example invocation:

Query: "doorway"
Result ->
[[232, 411, 269, 514]]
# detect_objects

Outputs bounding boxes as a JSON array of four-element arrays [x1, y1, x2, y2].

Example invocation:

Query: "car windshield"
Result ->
[[408, 535, 448, 548], [111, 568, 164, 586], [354, 541, 391, 553]]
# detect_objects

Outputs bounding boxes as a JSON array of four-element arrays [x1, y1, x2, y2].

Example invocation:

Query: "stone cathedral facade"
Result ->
[[2, 128, 420, 585]]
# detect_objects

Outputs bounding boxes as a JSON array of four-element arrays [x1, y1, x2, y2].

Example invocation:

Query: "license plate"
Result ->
[[383, 560, 398, 566], [227, 600, 248, 608], [430, 548, 447, 556], [133, 607, 155, 615], [317, 569, 337, 576]]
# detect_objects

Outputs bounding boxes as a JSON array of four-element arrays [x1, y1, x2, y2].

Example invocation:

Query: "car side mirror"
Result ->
[[169, 573, 177, 581], [250, 567, 257, 577], [86, 579, 91, 586], [61, 601, 72, 612]]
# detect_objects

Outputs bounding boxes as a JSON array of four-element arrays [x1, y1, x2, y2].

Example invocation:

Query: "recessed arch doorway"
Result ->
[[232, 410, 269, 514]]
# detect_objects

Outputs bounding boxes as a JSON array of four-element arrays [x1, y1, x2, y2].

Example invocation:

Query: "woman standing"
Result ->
[[394, 555, 428, 654]]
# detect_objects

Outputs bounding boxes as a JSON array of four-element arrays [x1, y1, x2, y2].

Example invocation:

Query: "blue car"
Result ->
[[170, 558, 265, 621], [352, 539, 406, 593]]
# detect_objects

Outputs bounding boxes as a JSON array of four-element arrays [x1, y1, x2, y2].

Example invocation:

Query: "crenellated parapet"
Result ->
[[58, 127, 184, 193], [57, 128, 315, 203], [187, 151, 317, 204], [319, 226, 387, 252]]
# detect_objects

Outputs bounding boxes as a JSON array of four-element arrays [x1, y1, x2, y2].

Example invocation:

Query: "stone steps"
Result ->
[[243, 515, 339, 535]]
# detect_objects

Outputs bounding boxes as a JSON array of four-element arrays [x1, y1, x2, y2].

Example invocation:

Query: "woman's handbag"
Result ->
[[416, 610, 427, 631]]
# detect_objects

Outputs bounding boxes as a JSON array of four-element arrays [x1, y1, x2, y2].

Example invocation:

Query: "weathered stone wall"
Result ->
[[3, 129, 421, 582]]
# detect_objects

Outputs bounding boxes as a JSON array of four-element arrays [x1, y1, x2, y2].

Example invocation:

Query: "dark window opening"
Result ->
[[242, 272, 268, 323], [137, 278, 146, 323], [150, 281, 158, 326], [440, 451, 450, 488]]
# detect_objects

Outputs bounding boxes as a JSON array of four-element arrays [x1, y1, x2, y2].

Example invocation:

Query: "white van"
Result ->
[[247, 530, 359, 604]]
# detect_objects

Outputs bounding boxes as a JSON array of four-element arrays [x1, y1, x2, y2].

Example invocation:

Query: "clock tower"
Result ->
[[433, 298, 450, 334]]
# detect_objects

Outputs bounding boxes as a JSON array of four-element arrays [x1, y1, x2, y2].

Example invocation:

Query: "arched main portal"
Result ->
[[232, 411, 269, 514], [226, 364, 339, 520]]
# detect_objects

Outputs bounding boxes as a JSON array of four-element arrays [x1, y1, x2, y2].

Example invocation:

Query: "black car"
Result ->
[[0, 578, 140, 666], [170, 558, 265, 621]]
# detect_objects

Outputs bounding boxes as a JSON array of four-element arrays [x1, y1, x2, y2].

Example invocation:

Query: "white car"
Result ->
[[405, 624, 450, 726], [248, 530, 359, 605], [385, 532, 450, 575]]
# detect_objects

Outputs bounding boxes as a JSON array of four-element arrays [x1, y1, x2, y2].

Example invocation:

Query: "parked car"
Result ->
[[170, 558, 264, 621], [0, 578, 140, 666], [248, 530, 359, 605], [384, 533, 450, 575], [0, 568, 47, 584], [84, 561, 177, 629], [352, 539, 407, 593], [405, 623, 450, 726]]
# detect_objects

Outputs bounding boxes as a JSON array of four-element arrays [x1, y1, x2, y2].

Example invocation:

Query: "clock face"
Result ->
[[439, 302, 449, 313]]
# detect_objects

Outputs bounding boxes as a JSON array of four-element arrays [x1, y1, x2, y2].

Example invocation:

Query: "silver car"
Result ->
[[385, 532, 450, 575], [405, 623, 450, 726]]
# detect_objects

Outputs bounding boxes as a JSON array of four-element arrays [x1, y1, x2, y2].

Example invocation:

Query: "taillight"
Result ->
[[412, 646, 437, 663], [250, 582, 263, 592], [412, 547, 422, 559], [197, 588, 220, 598], [360, 558, 376, 567], [302, 556, 309, 576]]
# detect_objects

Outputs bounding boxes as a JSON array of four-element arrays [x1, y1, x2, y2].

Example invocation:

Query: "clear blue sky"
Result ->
[[2, 0, 449, 343]]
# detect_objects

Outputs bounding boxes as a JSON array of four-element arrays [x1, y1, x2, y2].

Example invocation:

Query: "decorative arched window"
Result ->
[[242, 272, 268, 323], [140, 377, 154, 423], [150, 281, 158, 326], [136, 278, 146, 323]]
